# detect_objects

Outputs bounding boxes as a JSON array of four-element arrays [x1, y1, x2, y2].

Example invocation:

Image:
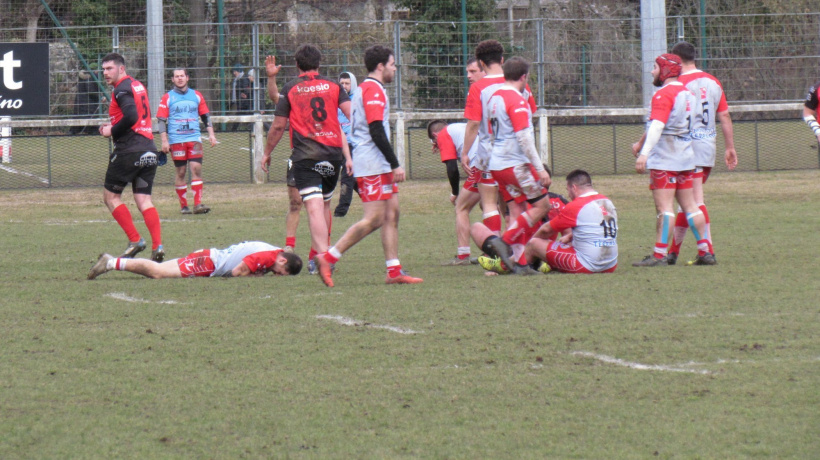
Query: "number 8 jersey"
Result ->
[[275, 71, 350, 162], [108, 75, 156, 153]]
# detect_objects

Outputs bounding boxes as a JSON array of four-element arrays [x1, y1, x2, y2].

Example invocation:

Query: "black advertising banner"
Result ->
[[0, 43, 49, 116]]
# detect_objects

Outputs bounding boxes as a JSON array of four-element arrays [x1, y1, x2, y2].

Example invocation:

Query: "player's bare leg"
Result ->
[[303, 195, 331, 254], [449, 190, 480, 265], [633, 188, 675, 267], [675, 187, 714, 264], [478, 183, 503, 242], [88, 253, 182, 279], [284, 185, 302, 252]]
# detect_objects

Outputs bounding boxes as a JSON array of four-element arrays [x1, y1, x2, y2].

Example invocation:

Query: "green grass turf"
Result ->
[[1, 171, 818, 458]]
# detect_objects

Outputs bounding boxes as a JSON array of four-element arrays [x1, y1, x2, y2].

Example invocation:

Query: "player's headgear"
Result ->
[[655, 53, 682, 81]]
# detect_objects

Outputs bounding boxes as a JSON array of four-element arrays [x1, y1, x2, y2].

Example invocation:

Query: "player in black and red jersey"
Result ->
[[261, 45, 352, 268], [98, 52, 164, 262]]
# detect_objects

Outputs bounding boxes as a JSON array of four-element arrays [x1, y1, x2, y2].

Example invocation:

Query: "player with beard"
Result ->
[[261, 45, 352, 274], [156, 68, 218, 215], [632, 53, 712, 267], [98, 52, 164, 262], [314, 45, 422, 287]]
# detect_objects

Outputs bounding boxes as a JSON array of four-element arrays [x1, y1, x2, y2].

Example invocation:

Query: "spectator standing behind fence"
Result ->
[[70, 67, 100, 134], [334, 71, 359, 218], [665, 41, 738, 265], [98, 52, 164, 263], [229, 64, 251, 131], [156, 68, 218, 215]]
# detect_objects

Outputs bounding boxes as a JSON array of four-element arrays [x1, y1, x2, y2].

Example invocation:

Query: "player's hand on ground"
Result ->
[[635, 155, 648, 174], [265, 56, 281, 78], [261, 153, 271, 173], [725, 147, 738, 170], [392, 167, 406, 183], [99, 124, 112, 137]]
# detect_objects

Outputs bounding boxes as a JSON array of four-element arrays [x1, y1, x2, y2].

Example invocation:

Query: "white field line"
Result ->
[[316, 315, 423, 335], [572, 351, 712, 375], [0, 164, 49, 184], [107, 292, 183, 305], [36, 216, 275, 226]]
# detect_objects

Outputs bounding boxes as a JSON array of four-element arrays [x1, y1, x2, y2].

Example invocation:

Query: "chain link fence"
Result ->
[[1, 12, 818, 189]]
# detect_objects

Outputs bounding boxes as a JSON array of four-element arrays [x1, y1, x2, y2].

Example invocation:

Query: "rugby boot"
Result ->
[[632, 255, 669, 267], [120, 238, 146, 258], [87, 253, 113, 280], [385, 270, 424, 285]]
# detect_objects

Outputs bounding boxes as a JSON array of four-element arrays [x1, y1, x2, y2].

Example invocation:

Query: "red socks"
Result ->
[[175, 185, 188, 208], [191, 180, 203, 206], [111, 204, 140, 242], [141, 207, 162, 250]]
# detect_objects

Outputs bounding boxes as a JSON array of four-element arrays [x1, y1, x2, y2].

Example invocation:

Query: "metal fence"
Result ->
[[1, 12, 819, 118], [1, 103, 813, 190]]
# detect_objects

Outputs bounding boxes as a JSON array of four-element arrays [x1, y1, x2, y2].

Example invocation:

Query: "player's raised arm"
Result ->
[[265, 55, 281, 104]]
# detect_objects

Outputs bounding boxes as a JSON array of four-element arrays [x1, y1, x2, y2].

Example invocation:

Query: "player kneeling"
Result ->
[[88, 241, 302, 279], [522, 170, 618, 274]]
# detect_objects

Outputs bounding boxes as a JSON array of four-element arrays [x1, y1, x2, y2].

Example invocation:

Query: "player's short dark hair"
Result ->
[[281, 252, 302, 275], [102, 52, 126, 67], [339, 72, 352, 81], [466, 57, 478, 67], [364, 45, 393, 73], [427, 120, 448, 141], [475, 40, 504, 66], [503, 56, 529, 81], [671, 41, 696, 63], [295, 44, 322, 72], [566, 169, 593, 188], [172, 68, 188, 76]]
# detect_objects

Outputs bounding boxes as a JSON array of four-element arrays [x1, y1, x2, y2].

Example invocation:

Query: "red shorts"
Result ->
[[545, 241, 616, 274], [649, 169, 694, 190], [492, 164, 548, 203], [357, 173, 399, 203], [171, 142, 203, 161], [462, 167, 496, 193], [693, 166, 712, 184], [177, 249, 215, 277]]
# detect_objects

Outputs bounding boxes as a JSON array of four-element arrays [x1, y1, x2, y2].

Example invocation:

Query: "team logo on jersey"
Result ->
[[700, 88, 707, 99]]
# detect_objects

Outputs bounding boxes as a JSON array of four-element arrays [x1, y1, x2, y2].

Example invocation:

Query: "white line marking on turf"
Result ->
[[0, 164, 49, 184], [572, 351, 712, 375], [37, 217, 276, 226], [107, 292, 183, 305], [316, 315, 423, 335]]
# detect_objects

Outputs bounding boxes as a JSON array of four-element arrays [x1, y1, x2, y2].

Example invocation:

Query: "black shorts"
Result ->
[[286, 158, 296, 187], [292, 158, 343, 201], [104, 150, 159, 195]]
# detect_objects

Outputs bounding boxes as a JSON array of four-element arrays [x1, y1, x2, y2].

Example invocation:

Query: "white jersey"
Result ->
[[464, 74, 536, 169], [487, 85, 534, 171], [436, 123, 477, 162], [209, 241, 280, 277], [548, 192, 618, 272], [678, 70, 729, 167], [646, 82, 695, 172], [350, 78, 391, 177]]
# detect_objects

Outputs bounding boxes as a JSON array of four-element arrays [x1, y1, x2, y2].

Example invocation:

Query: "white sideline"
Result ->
[[35, 217, 275, 226], [572, 351, 712, 375], [107, 292, 182, 305], [316, 315, 422, 335], [0, 164, 49, 184]]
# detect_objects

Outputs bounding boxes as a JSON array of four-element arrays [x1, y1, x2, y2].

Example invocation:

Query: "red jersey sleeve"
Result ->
[[362, 83, 386, 123], [195, 90, 210, 115], [437, 128, 458, 162], [155, 93, 170, 119], [548, 201, 581, 234], [463, 83, 482, 121], [507, 93, 532, 133], [524, 83, 537, 112], [649, 90, 674, 124], [716, 91, 728, 113], [241, 249, 281, 274]]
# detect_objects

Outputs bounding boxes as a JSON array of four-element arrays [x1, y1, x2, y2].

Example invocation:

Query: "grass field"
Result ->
[[1, 171, 819, 458]]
